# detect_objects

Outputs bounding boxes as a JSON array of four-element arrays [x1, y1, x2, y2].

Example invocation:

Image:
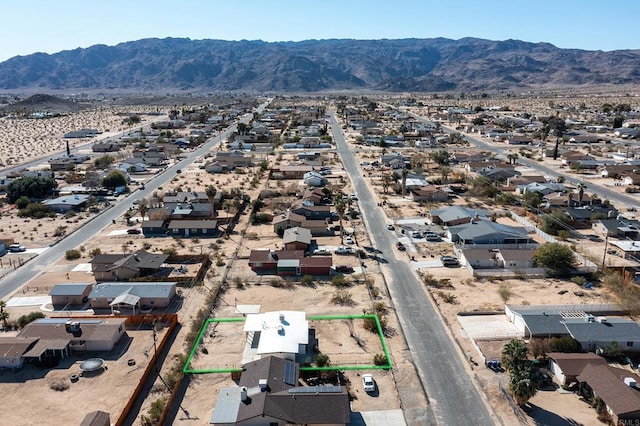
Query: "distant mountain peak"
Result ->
[[0, 37, 638, 92]]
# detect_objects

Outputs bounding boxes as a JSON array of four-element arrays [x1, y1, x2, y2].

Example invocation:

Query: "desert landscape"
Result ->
[[0, 91, 640, 426]]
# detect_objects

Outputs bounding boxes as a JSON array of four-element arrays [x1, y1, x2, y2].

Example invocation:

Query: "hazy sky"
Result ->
[[1, 0, 637, 62]]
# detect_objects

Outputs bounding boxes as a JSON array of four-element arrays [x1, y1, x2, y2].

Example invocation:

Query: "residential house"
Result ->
[[0, 337, 39, 368], [464, 159, 505, 173], [577, 364, 640, 424], [167, 220, 218, 237], [516, 182, 565, 196], [278, 257, 332, 276], [448, 220, 533, 245], [49, 157, 75, 171], [543, 192, 578, 208], [622, 171, 640, 186], [92, 142, 122, 153], [249, 250, 304, 273], [478, 167, 521, 182], [49, 283, 93, 308], [303, 171, 327, 187], [282, 227, 312, 250], [271, 165, 314, 179], [163, 191, 210, 205], [210, 356, 350, 426], [118, 160, 148, 173], [89, 282, 177, 312], [410, 186, 448, 202], [548, 352, 607, 386], [507, 175, 547, 187], [42, 194, 90, 213], [90, 251, 170, 282], [593, 218, 640, 238], [561, 152, 595, 166], [205, 151, 253, 173], [505, 135, 533, 145], [243, 312, 309, 361], [301, 187, 326, 205], [290, 203, 332, 220], [141, 220, 167, 236], [429, 206, 490, 227], [0, 318, 127, 367], [599, 164, 639, 179], [272, 211, 329, 236], [297, 152, 319, 161], [380, 153, 408, 168]]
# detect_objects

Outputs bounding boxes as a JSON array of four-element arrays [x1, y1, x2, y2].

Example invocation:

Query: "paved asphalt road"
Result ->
[[0, 102, 269, 300], [329, 112, 494, 426], [405, 109, 640, 210]]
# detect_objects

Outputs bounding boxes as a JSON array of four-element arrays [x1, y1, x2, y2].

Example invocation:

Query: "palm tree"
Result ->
[[501, 338, 529, 372], [509, 366, 537, 406], [440, 166, 450, 185], [577, 183, 586, 205], [206, 185, 217, 218], [334, 192, 346, 244], [401, 168, 409, 198], [138, 200, 148, 221], [567, 191, 574, 207]]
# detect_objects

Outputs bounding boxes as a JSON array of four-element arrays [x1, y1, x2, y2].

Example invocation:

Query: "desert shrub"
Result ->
[[15, 196, 30, 209], [571, 276, 586, 286], [436, 291, 458, 304], [65, 249, 81, 260], [363, 312, 388, 333], [331, 289, 354, 306], [18, 203, 55, 219], [140, 397, 166, 426], [142, 242, 152, 250], [315, 352, 330, 367], [269, 278, 284, 287], [49, 380, 70, 391], [498, 284, 512, 303], [17, 311, 45, 328], [233, 276, 244, 289], [374, 301, 387, 314], [373, 353, 388, 366], [331, 274, 350, 287], [89, 248, 102, 257], [162, 247, 177, 256], [300, 275, 314, 287]]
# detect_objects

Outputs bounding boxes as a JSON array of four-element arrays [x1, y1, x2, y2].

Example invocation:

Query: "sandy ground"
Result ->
[[1, 95, 636, 425], [0, 326, 164, 426], [0, 106, 165, 168]]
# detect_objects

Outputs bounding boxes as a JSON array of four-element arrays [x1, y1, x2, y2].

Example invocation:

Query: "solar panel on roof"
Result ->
[[288, 386, 342, 394], [283, 361, 296, 385]]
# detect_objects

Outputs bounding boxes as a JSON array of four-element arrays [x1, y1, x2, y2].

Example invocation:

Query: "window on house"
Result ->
[[627, 341, 634, 347]]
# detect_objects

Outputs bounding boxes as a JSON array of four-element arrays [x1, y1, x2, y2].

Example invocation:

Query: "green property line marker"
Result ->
[[183, 314, 392, 374]]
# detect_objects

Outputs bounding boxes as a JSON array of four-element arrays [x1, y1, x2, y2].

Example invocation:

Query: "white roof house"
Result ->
[[243, 311, 309, 360]]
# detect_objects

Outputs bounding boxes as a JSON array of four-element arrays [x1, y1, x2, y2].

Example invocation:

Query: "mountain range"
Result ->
[[0, 37, 639, 93]]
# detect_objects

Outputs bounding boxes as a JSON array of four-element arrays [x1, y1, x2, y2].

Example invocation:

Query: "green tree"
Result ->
[[501, 339, 529, 372], [381, 173, 395, 194], [102, 170, 128, 190], [401, 168, 409, 198], [7, 176, 58, 203], [94, 155, 115, 169], [205, 185, 217, 218], [334, 192, 346, 244], [613, 115, 624, 129], [532, 243, 576, 277], [540, 211, 572, 236], [429, 149, 450, 165], [509, 364, 538, 406], [15, 196, 30, 209]]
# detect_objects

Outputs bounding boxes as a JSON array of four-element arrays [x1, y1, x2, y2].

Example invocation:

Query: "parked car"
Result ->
[[345, 236, 354, 245], [425, 234, 441, 242], [335, 246, 354, 255], [386, 224, 395, 230], [8, 243, 26, 252], [441, 256, 459, 266], [313, 248, 331, 256], [411, 231, 422, 238], [335, 265, 354, 273], [396, 242, 406, 251], [127, 228, 141, 235], [362, 374, 376, 392]]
